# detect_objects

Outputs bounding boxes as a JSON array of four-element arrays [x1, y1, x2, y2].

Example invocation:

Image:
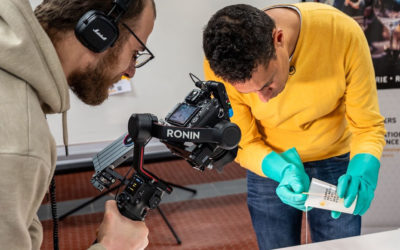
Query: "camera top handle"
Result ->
[[194, 80, 232, 120]]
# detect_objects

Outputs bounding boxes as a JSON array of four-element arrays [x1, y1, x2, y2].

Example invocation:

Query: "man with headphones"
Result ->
[[0, 0, 155, 249], [203, 2, 386, 250]]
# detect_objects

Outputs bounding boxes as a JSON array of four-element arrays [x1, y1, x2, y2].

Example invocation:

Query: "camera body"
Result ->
[[166, 85, 223, 128], [163, 80, 237, 171]]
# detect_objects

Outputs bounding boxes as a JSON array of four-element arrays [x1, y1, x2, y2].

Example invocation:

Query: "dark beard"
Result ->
[[68, 65, 112, 105], [68, 46, 122, 105]]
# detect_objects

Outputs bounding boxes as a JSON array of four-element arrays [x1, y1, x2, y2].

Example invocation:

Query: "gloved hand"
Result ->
[[262, 148, 310, 211], [331, 153, 380, 219]]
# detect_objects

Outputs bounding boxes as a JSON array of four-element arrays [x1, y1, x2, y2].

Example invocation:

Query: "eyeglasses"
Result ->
[[121, 22, 154, 68]]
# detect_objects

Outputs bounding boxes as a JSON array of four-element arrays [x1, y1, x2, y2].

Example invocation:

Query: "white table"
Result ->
[[276, 228, 400, 250]]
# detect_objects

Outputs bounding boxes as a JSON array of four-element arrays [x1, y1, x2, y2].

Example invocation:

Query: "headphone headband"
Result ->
[[75, 0, 134, 53], [108, 0, 133, 22]]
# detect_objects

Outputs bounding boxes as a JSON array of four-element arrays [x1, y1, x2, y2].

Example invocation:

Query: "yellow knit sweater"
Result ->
[[204, 2, 386, 177]]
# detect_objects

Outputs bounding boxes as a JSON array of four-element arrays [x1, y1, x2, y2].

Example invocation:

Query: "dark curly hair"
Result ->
[[203, 4, 276, 83]]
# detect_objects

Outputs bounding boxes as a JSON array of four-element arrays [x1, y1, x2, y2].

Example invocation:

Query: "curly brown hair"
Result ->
[[34, 0, 155, 43]]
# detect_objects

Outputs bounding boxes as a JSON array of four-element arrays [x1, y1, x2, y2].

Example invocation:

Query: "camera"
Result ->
[[162, 74, 239, 172], [91, 74, 241, 221], [166, 83, 226, 128]]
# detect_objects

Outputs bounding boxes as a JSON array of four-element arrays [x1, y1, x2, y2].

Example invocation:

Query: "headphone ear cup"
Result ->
[[75, 10, 119, 53]]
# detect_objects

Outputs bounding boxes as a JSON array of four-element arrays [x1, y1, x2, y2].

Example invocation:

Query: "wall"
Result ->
[[29, 0, 298, 147]]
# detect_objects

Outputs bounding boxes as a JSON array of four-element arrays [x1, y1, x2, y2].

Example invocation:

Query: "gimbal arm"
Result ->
[[128, 113, 241, 173], [128, 114, 241, 150]]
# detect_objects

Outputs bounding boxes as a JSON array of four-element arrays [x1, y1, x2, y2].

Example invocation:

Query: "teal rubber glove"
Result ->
[[331, 153, 380, 219], [262, 148, 310, 211]]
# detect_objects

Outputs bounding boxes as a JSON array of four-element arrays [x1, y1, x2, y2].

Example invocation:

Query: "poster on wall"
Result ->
[[304, 0, 400, 232], [309, 0, 400, 89]]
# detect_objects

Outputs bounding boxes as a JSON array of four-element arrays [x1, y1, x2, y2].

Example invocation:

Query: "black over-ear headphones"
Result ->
[[75, 0, 133, 53]]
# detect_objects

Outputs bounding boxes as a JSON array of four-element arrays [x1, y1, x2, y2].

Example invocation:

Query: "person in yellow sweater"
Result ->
[[203, 2, 385, 249]]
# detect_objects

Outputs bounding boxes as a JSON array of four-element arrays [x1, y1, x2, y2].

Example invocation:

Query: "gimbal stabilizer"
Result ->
[[113, 113, 241, 220], [91, 77, 241, 221]]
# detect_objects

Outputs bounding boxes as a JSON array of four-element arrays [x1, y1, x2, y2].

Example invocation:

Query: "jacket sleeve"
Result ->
[[203, 60, 272, 177], [343, 21, 386, 160], [29, 215, 43, 250], [0, 154, 51, 250]]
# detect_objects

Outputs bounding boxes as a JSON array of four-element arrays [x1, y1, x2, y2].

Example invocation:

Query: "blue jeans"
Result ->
[[247, 153, 361, 250]]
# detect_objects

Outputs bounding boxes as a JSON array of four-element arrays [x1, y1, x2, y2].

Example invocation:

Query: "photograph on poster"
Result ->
[[308, 0, 400, 89]]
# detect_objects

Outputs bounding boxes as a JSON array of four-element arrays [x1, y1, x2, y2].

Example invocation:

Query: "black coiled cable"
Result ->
[[49, 177, 59, 250]]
